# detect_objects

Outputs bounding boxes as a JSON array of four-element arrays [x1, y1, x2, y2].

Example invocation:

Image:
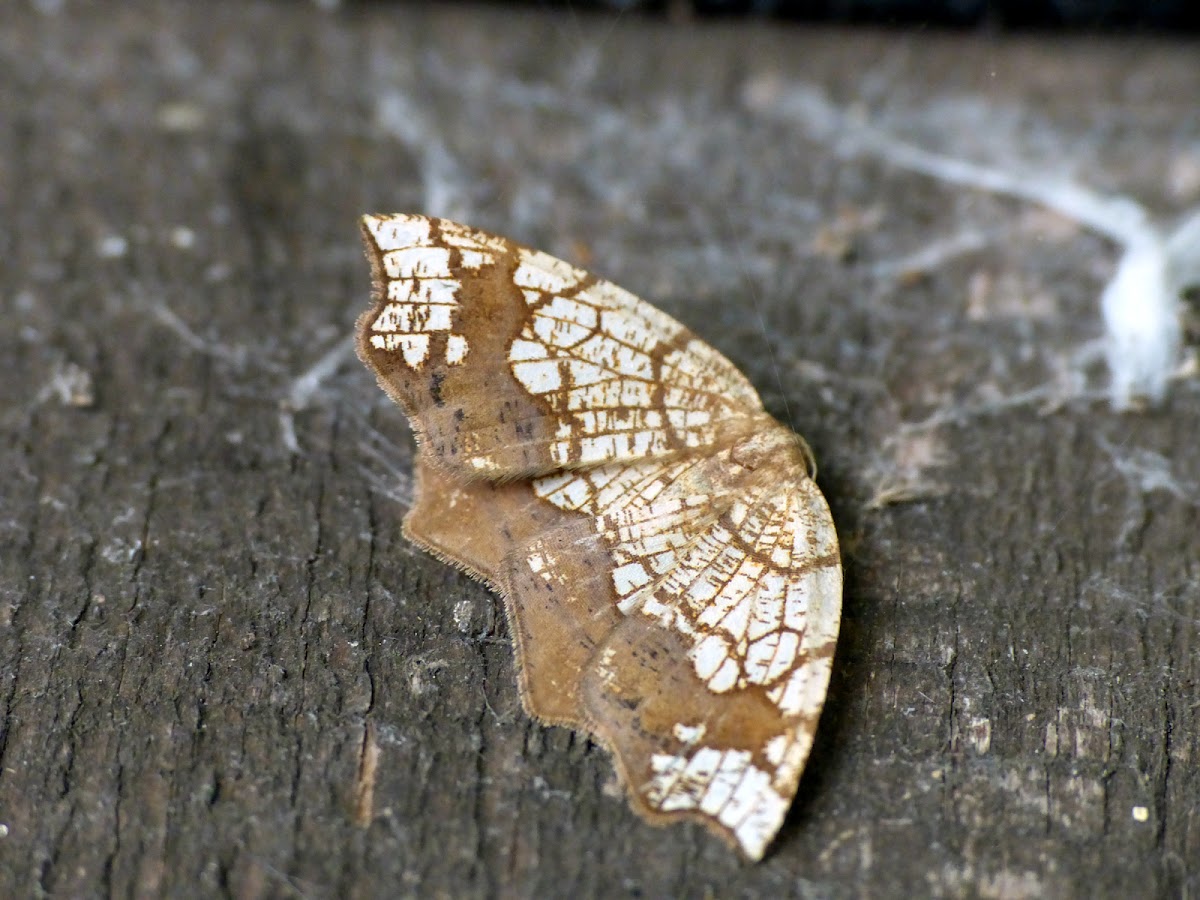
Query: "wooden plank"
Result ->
[[1, 2, 1197, 897]]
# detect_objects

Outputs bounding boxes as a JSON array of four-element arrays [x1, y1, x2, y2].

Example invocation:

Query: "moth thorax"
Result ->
[[728, 425, 812, 477]]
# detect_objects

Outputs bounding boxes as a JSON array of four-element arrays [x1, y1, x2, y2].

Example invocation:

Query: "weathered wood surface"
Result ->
[[2, 2, 1198, 897]]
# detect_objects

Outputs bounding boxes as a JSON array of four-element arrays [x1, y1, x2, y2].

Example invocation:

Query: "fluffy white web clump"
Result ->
[[1101, 209, 1200, 409]]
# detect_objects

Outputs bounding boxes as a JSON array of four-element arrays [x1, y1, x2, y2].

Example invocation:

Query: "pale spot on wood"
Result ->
[[453, 600, 473, 634], [354, 723, 381, 827]]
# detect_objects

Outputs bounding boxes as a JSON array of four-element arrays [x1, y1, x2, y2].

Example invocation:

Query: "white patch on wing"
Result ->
[[673, 722, 707, 745], [445, 334, 469, 365], [644, 744, 791, 861], [365, 215, 505, 369]]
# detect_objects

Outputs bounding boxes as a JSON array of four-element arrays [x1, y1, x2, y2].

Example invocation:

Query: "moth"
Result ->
[[356, 214, 842, 860]]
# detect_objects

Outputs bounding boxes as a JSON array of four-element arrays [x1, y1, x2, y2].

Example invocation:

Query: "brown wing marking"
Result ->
[[358, 216, 569, 478], [404, 459, 624, 728], [502, 531, 624, 728], [583, 587, 839, 859], [580, 617, 810, 861], [402, 459, 521, 589]]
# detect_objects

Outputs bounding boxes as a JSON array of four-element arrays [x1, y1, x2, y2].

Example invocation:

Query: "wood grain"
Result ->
[[1, 2, 1198, 896]]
